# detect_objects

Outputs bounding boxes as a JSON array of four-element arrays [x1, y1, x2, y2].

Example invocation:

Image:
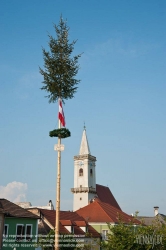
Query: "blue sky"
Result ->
[[0, 0, 166, 216]]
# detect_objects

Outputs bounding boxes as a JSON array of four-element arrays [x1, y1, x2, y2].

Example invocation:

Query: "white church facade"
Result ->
[[71, 127, 121, 212]]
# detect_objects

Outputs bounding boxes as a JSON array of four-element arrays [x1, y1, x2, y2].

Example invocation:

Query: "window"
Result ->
[[102, 230, 108, 240], [79, 168, 83, 176], [71, 226, 74, 234], [90, 169, 93, 176], [80, 197, 82, 200], [26, 224, 32, 241], [16, 224, 25, 241], [3, 224, 9, 238]]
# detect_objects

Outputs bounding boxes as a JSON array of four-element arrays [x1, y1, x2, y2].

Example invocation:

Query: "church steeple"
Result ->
[[71, 127, 97, 211], [79, 126, 91, 155]]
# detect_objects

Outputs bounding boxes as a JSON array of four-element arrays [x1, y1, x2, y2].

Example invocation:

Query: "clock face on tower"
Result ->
[[78, 161, 84, 166]]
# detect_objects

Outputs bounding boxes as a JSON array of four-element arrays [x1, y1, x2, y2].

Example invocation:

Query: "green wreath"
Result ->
[[49, 128, 71, 138]]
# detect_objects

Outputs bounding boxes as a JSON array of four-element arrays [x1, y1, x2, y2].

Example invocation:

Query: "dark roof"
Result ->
[[76, 199, 140, 224], [137, 214, 166, 226], [0, 200, 3, 213], [0, 199, 39, 219], [40, 209, 85, 227], [96, 184, 121, 210], [39, 209, 101, 238], [137, 216, 154, 226]]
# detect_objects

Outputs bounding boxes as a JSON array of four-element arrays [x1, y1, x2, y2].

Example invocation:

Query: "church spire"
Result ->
[[79, 125, 91, 155], [72, 125, 96, 211]]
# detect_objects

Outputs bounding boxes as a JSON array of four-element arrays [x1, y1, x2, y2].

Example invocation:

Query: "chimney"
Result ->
[[154, 206, 159, 216]]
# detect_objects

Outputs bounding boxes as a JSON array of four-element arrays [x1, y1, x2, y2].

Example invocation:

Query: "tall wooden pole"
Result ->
[[55, 119, 61, 250]]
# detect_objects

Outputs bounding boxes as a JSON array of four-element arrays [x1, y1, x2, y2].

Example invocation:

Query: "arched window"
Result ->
[[79, 168, 83, 176], [90, 169, 93, 176]]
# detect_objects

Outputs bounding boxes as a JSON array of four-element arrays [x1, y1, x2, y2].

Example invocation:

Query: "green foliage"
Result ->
[[102, 214, 166, 250], [39, 16, 81, 103], [49, 128, 71, 138]]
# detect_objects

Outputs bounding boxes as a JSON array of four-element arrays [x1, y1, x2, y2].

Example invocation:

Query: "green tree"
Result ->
[[102, 215, 166, 250], [39, 16, 81, 103]]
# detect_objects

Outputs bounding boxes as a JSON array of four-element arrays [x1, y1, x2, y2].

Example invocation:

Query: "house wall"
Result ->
[[89, 223, 114, 241], [2, 217, 38, 250], [89, 223, 110, 232]]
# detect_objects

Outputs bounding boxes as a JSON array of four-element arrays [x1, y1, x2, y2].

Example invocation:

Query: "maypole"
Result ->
[[39, 16, 81, 250], [54, 99, 65, 249], [55, 120, 61, 250], [50, 101, 70, 250]]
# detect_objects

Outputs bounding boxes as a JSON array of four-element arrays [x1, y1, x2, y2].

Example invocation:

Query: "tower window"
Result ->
[[79, 168, 83, 176], [90, 169, 93, 176]]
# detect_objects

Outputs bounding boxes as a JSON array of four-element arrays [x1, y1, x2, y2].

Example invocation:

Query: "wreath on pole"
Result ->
[[49, 128, 71, 138]]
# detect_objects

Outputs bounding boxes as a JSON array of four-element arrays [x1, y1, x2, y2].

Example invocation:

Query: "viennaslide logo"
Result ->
[[135, 230, 163, 249]]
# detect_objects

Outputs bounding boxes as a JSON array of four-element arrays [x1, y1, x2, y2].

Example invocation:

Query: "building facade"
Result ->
[[0, 199, 39, 250]]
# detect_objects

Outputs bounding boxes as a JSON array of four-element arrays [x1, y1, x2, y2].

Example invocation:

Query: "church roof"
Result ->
[[96, 184, 121, 210], [79, 127, 91, 155], [76, 200, 140, 224]]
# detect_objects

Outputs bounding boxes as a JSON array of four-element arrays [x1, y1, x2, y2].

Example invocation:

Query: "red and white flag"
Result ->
[[58, 98, 65, 127]]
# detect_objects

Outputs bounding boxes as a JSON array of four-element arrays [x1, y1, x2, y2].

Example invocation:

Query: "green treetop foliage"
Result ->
[[39, 16, 81, 103], [101, 213, 166, 250]]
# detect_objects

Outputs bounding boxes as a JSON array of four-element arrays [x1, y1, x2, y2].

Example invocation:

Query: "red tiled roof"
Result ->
[[60, 220, 72, 226], [59, 223, 70, 234], [0, 199, 39, 219], [74, 221, 87, 227], [39, 209, 101, 238], [96, 184, 121, 210], [40, 209, 85, 227], [76, 200, 140, 224]]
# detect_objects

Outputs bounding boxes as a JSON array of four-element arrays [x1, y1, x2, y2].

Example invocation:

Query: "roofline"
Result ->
[[4, 215, 40, 219]]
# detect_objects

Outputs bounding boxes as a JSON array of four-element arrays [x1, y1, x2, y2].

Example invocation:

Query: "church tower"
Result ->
[[71, 127, 97, 211]]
